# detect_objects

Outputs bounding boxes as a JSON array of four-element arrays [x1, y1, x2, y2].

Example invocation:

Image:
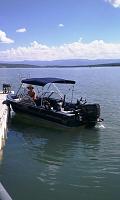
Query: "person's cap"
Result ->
[[27, 84, 34, 89]]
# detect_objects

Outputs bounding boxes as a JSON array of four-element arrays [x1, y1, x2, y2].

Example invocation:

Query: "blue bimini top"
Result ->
[[21, 77, 75, 86]]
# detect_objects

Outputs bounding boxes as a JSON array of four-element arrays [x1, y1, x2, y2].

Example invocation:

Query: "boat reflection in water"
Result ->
[[10, 113, 100, 169], [2, 112, 102, 199]]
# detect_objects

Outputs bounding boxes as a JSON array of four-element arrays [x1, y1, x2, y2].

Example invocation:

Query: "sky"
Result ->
[[1, 0, 120, 61]]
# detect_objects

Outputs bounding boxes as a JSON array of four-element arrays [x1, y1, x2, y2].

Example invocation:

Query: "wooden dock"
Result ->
[[0, 182, 12, 200], [0, 93, 12, 199], [0, 93, 8, 150]]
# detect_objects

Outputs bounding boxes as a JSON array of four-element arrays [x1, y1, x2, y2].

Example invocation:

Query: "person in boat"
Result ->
[[27, 84, 36, 100]]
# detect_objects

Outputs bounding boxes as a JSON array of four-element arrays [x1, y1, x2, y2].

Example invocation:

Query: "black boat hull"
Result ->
[[8, 100, 100, 128]]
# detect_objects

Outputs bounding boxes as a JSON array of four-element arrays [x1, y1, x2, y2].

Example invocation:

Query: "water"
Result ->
[[0, 67, 120, 200]]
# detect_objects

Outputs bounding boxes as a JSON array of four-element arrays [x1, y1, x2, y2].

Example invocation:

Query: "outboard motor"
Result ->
[[82, 104, 100, 127]]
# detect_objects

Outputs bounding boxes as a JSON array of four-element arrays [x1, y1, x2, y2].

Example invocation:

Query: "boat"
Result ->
[[6, 77, 102, 128]]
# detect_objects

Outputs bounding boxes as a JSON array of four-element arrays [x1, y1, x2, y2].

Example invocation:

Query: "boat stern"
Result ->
[[82, 104, 101, 127]]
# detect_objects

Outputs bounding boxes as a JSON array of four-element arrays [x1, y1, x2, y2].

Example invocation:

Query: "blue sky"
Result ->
[[0, 0, 120, 61]]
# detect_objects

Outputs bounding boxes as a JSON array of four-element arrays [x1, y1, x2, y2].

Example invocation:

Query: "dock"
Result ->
[[0, 92, 12, 199], [0, 182, 12, 200], [0, 93, 8, 150]]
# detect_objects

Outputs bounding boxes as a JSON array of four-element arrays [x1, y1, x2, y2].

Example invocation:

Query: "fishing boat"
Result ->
[[6, 77, 102, 127]]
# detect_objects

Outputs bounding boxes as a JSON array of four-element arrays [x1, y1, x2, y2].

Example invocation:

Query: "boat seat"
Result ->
[[19, 95, 36, 106]]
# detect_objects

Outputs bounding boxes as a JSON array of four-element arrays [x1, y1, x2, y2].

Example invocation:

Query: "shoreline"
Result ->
[[0, 63, 120, 68]]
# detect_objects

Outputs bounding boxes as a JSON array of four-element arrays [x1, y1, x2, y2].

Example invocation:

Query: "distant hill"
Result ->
[[0, 59, 120, 68], [6, 59, 120, 66], [0, 63, 39, 68]]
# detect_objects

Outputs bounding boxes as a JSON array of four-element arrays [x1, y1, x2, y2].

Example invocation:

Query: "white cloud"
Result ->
[[16, 28, 27, 33], [58, 23, 64, 27], [1, 39, 120, 61], [0, 30, 14, 44], [105, 0, 120, 8]]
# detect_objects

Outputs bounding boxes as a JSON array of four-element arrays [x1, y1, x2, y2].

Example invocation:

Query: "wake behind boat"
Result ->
[[6, 77, 102, 128]]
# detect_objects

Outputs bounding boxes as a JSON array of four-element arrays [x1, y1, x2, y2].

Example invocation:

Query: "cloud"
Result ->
[[105, 0, 120, 8], [0, 30, 14, 44], [58, 23, 64, 27], [16, 28, 27, 33], [1, 39, 120, 61]]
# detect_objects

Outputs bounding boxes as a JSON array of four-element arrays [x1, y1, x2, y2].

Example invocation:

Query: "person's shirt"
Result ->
[[28, 90, 36, 100]]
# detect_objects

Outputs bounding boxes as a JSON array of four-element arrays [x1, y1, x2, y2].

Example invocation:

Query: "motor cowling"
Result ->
[[82, 104, 100, 127]]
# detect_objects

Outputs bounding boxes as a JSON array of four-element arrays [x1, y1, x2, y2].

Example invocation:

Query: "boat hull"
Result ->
[[8, 100, 99, 128]]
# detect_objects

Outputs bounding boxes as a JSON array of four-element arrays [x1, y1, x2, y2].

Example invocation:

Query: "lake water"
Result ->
[[0, 67, 120, 200]]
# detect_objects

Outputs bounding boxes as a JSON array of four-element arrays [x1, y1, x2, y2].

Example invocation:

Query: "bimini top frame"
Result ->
[[15, 77, 75, 103]]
